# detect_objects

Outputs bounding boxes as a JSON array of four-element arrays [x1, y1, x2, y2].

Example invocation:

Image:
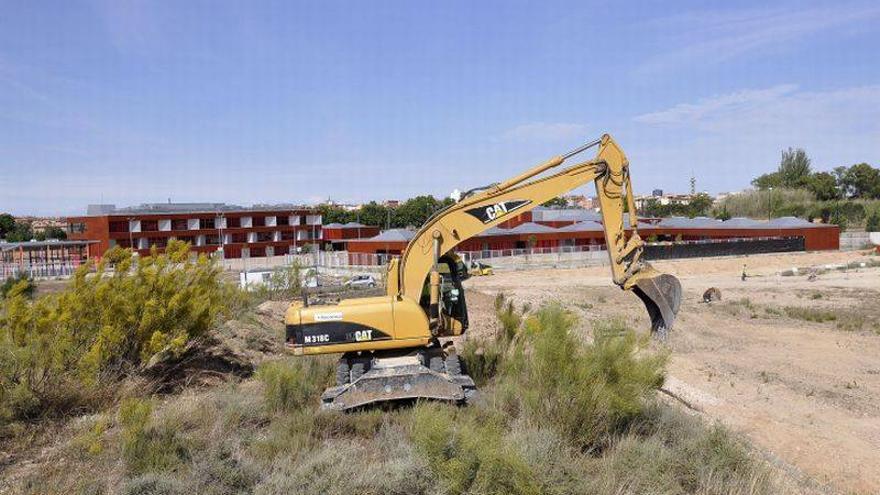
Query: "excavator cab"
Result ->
[[419, 254, 469, 335]]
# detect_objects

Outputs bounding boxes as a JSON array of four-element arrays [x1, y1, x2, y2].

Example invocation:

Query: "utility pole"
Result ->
[[690, 172, 696, 196], [768, 187, 773, 221]]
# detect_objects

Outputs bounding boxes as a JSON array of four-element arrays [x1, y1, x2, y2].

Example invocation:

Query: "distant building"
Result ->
[[562, 195, 596, 209], [1, 240, 97, 279], [67, 203, 322, 259], [633, 193, 697, 210], [344, 212, 839, 264], [382, 200, 400, 208], [323, 222, 381, 251], [13, 216, 68, 234]]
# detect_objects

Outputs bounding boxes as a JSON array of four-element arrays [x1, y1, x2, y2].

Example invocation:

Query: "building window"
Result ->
[[256, 231, 273, 242], [141, 220, 159, 232], [230, 233, 247, 243], [277, 216, 289, 226], [148, 237, 167, 248], [109, 221, 129, 233], [171, 219, 188, 231], [253, 216, 266, 227], [227, 217, 241, 228], [70, 222, 86, 234], [205, 234, 221, 245], [201, 218, 215, 229]]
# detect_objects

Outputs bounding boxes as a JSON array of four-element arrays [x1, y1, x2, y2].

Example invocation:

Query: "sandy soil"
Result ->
[[464, 250, 880, 495]]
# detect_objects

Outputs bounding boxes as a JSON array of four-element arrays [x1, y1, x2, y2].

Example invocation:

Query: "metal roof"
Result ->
[[531, 207, 602, 223], [768, 216, 821, 228], [506, 222, 560, 235], [657, 216, 723, 228], [342, 222, 369, 228], [82, 202, 315, 216], [323, 223, 345, 228], [351, 229, 416, 243], [0, 240, 97, 251], [556, 221, 604, 232], [719, 217, 764, 228], [477, 226, 509, 237]]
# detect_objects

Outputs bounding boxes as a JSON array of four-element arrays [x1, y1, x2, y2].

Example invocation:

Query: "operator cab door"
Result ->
[[420, 255, 469, 335]]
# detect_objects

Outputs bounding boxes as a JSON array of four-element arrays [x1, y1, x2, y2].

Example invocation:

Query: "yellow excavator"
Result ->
[[285, 134, 681, 410]]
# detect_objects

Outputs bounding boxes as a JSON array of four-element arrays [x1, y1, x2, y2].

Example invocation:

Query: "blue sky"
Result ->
[[1, 0, 879, 215]]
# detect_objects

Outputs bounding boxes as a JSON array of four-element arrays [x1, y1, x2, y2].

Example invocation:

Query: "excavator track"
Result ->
[[321, 350, 476, 411]]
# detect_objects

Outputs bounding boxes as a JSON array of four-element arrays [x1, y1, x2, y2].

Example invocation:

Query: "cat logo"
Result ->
[[354, 330, 373, 342], [465, 200, 531, 224]]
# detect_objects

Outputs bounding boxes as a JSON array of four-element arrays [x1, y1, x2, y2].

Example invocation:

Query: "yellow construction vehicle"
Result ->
[[467, 261, 494, 277], [285, 134, 681, 410]]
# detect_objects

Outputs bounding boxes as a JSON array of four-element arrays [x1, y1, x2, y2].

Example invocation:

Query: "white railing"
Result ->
[[458, 244, 604, 261], [1, 262, 85, 280]]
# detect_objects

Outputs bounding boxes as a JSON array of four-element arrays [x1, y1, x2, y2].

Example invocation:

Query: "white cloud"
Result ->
[[634, 84, 880, 134], [638, 5, 880, 74], [501, 122, 589, 142], [634, 85, 799, 125]]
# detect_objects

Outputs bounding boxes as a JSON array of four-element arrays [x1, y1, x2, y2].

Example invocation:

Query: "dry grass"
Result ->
[[1, 303, 783, 495]]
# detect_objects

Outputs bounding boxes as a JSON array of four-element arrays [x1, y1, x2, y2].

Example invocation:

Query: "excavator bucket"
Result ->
[[629, 264, 682, 337]]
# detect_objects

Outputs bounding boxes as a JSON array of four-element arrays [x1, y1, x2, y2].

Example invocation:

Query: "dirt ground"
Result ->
[[464, 250, 880, 495]]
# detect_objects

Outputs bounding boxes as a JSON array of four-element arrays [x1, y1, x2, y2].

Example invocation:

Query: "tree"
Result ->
[[4, 222, 34, 242], [751, 172, 782, 190], [33, 226, 67, 241], [394, 195, 448, 228], [866, 210, 880, 233], [778, 148, 812, 188], [806, 172, 841, 201], [317, 204, 355, 225], [840, 163, 880, 199], [541, 197, 568, 208], [0, 213, 15, 239], [714, 206, 732, 221], [686, 193, 713, 218], [358, 202, 391, 228]]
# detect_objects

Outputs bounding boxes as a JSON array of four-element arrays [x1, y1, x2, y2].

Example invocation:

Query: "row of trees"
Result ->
[[319, 195, 455, 229], [752, 148, 880, 200], [637, 193, 714, 219], [0, 213, 67, 242]]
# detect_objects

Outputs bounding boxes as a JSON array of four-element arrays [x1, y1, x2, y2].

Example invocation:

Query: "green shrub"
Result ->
[[783, 306, 837, 323], [867, 210, 880, 232], [256, 357, 334, 414], [0, 241, 237, 426], [503, 308, 667, 449], [119, 398, 189, 474], [1, 273, 35, 299], [408, 402, 539, 495], [493, 292, 522, 343], [460, 337, 505, 387]]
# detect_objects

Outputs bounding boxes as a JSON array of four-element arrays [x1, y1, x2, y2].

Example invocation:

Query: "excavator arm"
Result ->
[[395, 133, 681, 334]]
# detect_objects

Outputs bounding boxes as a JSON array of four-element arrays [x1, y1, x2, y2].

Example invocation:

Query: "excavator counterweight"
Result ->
[[284, 134, 682, 410]]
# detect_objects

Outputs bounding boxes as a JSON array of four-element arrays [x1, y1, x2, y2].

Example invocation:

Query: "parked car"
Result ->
[[343, 274, 377, 289]]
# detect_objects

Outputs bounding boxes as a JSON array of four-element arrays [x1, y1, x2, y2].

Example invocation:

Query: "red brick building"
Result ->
[[346, 214, 840, 263], [323, 222, 381, 251], [67, 203, 322, 259]]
